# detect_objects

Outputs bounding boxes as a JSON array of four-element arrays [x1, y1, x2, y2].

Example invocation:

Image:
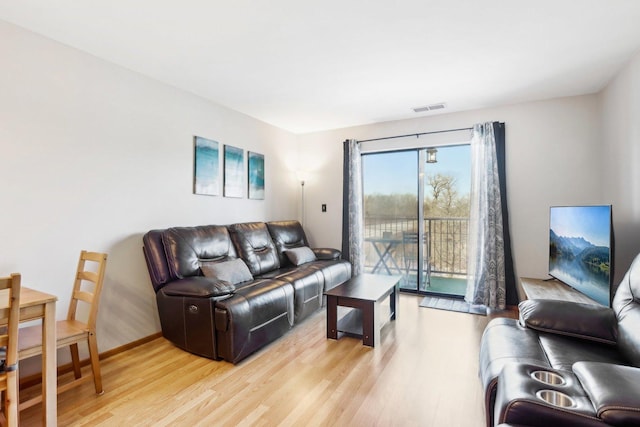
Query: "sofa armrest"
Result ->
[[574, 362, 640, 426], [312, 248, 341, 260], [161, 276, 235, 298], [518, 299, 617, 345]]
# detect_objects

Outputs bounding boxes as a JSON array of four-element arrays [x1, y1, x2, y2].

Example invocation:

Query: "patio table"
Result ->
[[365, 237, 403, 275]]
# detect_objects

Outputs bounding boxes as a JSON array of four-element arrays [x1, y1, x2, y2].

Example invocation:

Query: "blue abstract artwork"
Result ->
[[193, 136, 220, 196], [248, 152, 265, 200], [224, 145, 244, 198]]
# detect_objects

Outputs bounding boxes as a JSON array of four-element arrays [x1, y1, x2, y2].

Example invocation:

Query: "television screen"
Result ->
[[549, 205, 613, 306]]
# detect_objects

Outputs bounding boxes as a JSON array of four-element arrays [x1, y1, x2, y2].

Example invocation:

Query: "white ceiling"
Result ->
[[2, 1, 640, 134]]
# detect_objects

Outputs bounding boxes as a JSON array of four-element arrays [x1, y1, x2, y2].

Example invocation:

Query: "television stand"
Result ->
[[518, 277, 599, 305]]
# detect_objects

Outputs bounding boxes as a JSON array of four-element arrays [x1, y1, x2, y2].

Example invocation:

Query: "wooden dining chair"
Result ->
[[0, 273, 21, 427], [18, 251, 108, 409]]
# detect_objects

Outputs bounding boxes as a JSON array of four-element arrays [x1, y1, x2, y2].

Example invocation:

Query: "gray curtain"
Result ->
[[341, 139, 364, 275], [465, 122, 507, 309]]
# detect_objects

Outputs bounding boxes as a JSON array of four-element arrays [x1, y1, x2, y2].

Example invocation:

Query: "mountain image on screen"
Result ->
[[549, 230, 610, 273], [548, 205, 612, 307]]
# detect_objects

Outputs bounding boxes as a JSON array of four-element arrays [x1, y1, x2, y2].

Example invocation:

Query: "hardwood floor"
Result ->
[[20, 294, 514, 426]]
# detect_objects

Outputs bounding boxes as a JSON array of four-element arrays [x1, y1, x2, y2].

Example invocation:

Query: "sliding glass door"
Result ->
[[421, 145, 470, 296], [362, 145, 470, 296], [362, 150, 418, 288]]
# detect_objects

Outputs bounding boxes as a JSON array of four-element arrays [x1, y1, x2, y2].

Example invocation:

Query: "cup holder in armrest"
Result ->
[[531, 370, 566, 386], [536, 390, 576, 408]]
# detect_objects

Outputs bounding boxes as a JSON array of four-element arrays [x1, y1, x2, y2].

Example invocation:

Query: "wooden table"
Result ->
[[1, 287, 58, 426], [325, 274, 401, 347]]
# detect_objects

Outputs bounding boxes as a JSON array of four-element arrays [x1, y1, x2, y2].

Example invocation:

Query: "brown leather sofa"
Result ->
[[143, 220, 351, 363], [479, 253, 640, 426]]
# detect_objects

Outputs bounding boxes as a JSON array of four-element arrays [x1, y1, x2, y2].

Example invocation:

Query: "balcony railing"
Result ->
[[364, 216, 469, 277]]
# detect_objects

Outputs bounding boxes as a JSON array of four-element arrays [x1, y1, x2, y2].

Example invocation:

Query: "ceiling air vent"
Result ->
[[413, 103, 446, 113]]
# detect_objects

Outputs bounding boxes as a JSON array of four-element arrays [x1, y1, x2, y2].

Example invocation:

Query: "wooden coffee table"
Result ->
[[324, 274, 401, 347]]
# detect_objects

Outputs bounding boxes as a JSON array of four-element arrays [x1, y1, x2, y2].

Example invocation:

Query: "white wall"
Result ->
[[599, 50, 640, 284], [0, 20, 299, 369], [298, 95, 605, 284]]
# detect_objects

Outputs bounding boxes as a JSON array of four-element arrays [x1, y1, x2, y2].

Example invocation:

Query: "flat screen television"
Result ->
[[549, 205, 613, 306]]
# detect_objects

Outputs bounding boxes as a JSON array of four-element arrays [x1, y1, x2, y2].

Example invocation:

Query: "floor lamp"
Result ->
[[297, 171, 307, 226], [301, 179, 305, 226]]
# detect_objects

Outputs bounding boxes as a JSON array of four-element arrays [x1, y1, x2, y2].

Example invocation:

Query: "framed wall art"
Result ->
[[248, 152, 265, 200], [224, 145, 244, 198], [193, 136, 220, 196]]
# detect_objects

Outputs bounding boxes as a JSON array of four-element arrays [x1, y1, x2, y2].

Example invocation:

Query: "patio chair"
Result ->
[[402, 232, 430, 288]]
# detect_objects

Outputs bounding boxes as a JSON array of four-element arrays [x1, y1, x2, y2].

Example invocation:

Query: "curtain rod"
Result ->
[[358, 126, 473, 143]]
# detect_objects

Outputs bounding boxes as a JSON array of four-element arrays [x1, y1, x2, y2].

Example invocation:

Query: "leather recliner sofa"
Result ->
[[479, 253, 640, 426], [143, 220, 352, 364]]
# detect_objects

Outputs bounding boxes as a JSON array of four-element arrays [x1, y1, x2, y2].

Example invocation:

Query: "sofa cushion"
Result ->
[[574, 362, 640, 426], [229, 222, 280, 275], [267, 220, 309, 266], [162, 225, 237, 279], [201, 258, 254, 285], [285, 246, 317, 266], [519, 299, 618, 345], [538, 333, 627, 371], [314, 259, 352, 292]]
